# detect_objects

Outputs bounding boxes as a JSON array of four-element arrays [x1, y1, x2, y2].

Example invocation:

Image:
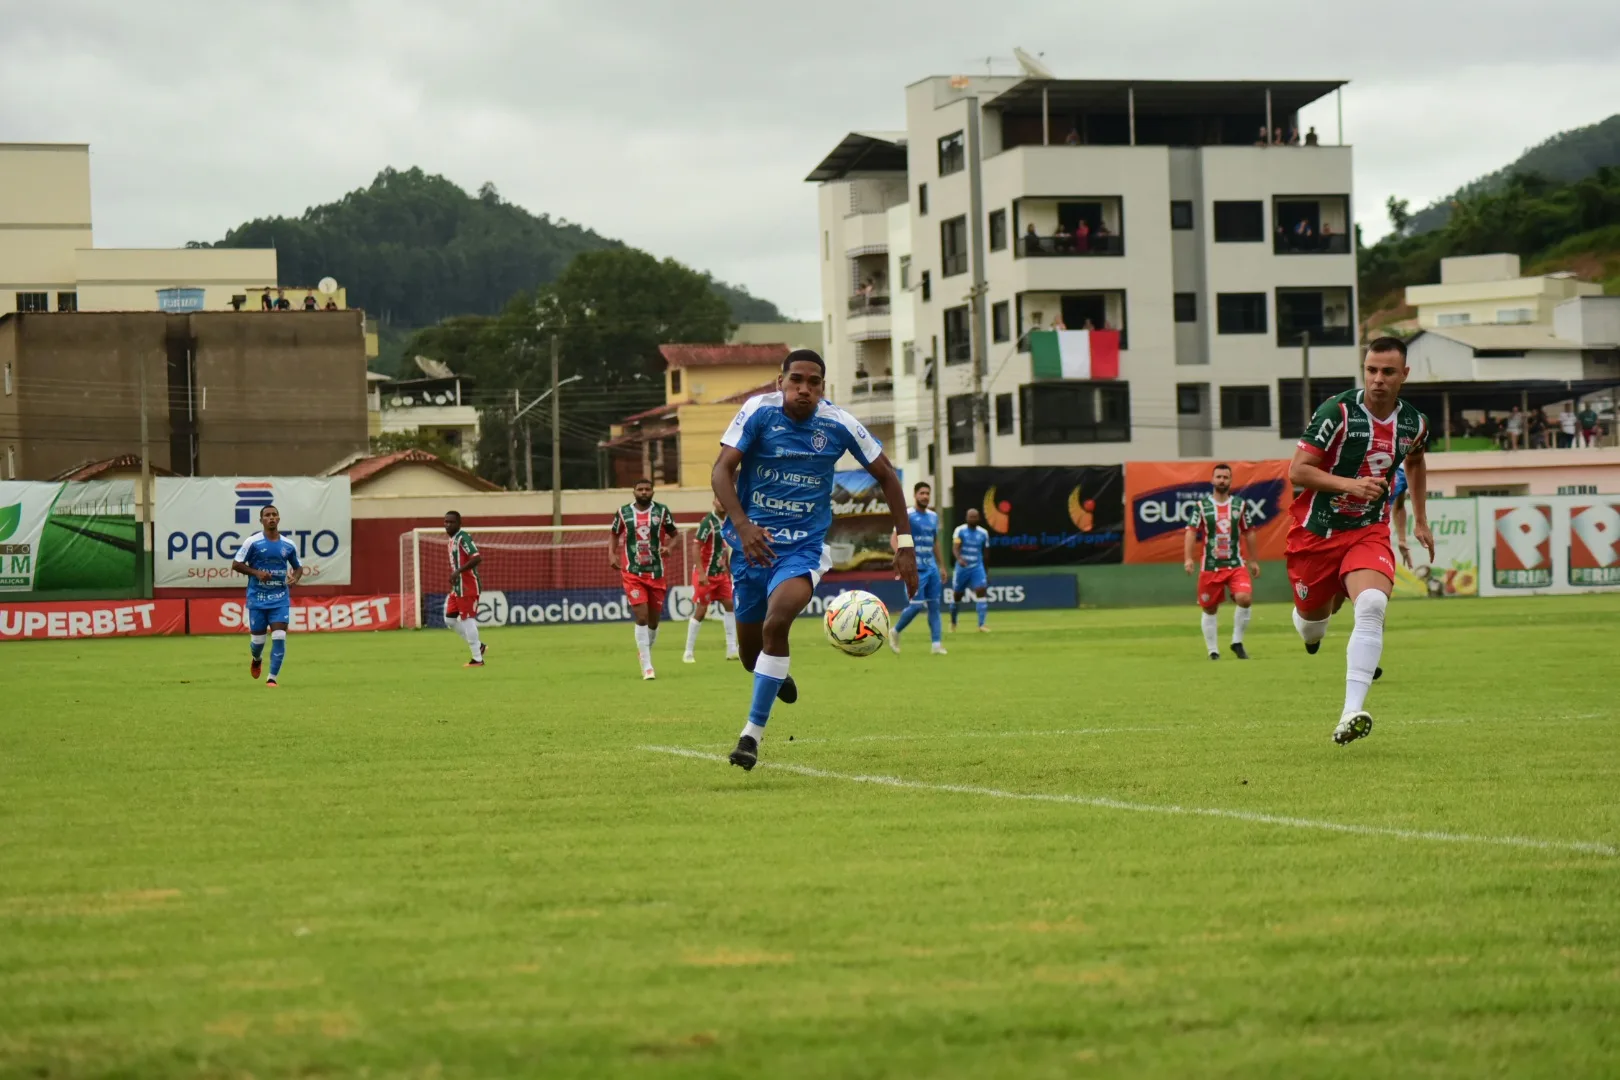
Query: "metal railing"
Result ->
[[1273, 234, 1350, 255], [849, 376, 894, 399], [848, 295, 892, 316], [1020, 234, 1124, 257]]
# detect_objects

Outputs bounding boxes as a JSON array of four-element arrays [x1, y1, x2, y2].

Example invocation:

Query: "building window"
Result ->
[[938, 131, 965, 176], [1020, 382, 1131, 444], [1213, 201, 1264, 242], [899, 255, 911, 290], [1174, 293, 1197, 323], [943, 305, 971, 365], [946, 393, 976, 454], [995, 392, 1014, 435], [15, 292, 48, 313], [1170, 201, 1194, 230], [991, 300, 1010, 343], [1437, 313, 1471, 327], [941, 215, 968, 277], [1497, 308, 1533, 324], [902, 341, 916, 376], [1177, 384, 1203, 415], [1277, 378, 1356, 437], [988, 209, 1007, 251], [1216, 293, 1268, 334], [918, 183, 928, 215], [1220, 386, 1272, 428], [906, 426, 919, 460], [670, 370, 681, 394], [56, 292, 77, 312]]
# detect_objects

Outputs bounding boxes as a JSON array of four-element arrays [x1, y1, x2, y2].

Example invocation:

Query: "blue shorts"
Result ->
[[908, 564, 943, 604], [247, 601, 290, 634], [730, 544, 832, 624], [952, 565, 988, 594]]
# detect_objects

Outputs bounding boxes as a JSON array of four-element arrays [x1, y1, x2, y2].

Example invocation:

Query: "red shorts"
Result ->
[[446, 592, 480, 620], [621, 571, 668, 611], [691, 569, 734, 606], [1285, 525, 1396, 612], [1197, 567, 1253, 608]]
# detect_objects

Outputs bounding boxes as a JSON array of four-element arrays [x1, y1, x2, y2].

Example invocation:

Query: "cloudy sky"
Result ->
[[3, 0, 1618, 319]]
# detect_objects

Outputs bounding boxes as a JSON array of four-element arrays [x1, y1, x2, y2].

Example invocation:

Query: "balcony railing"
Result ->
[[1274, 233, 1350, 255], [1278, 325, 1355, 347], [848, 295, 891, 316], [849, 375, 894, 400], [1021, 234, 1124, 257]]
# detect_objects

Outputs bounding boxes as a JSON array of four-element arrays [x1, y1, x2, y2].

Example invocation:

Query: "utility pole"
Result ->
[[550, 334, 563, 527], [930, 343, 944, 494], [510, 388, 521, 491], [524, 421, 534, 491], [136, 347, 152, 581], [966, 282, 990, 466], [1300, 330, 1312, 438]]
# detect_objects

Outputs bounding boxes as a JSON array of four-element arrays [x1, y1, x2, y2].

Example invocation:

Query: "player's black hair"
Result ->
[[634, 477, 653, 487], [259, 503, 278, 517], [1212, 463, 1232, 473], [1366, 335, 1408, 360], [782, 349, 826, 375], [444, 509, 462, 520], [913, 481, 931, 494]]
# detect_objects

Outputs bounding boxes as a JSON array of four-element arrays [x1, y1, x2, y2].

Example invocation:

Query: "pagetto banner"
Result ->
[[155, 477, 351, 588]]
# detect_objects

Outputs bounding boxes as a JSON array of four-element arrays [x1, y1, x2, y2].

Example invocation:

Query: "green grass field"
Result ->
[[3, 597, 1619, 1078]]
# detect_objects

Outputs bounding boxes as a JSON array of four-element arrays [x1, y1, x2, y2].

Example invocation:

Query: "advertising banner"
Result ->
[[1392, 498, 1480, 598], [942, 573, 1078, 610], [0, 599, 185, 641], [952, 466, 1124, 567], [189, 595, 401, 635], [826, 468, 903, 573], [155, 477, 351, 588], [1479, 496, 1620, 596], [0, 480, 141, 593], [1123, 461, 1292, 563]]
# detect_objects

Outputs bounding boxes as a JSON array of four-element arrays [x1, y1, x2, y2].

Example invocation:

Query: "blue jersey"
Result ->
[[720, 392, 883, 551], [233, 531, 301, 607], [953, 523, 990, 568], [909, 508, 940, 567], [1392, 465, 1408, 500]]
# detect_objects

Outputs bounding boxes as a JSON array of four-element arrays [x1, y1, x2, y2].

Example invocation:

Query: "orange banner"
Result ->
[[1124, 461, 1294, 563]]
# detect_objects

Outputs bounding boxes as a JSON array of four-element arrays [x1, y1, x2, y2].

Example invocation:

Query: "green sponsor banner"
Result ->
[[0, 481, 140, 593], [1392, 497, 1479, 598]]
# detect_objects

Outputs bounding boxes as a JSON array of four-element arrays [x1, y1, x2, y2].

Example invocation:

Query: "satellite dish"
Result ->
[[1013, 47, 1055, 79], [433, 392, 450, 405], [318, 276, 338, 294]]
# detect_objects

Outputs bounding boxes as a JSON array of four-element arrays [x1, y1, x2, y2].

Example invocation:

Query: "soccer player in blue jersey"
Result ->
[[713, 349, 918, 771], [230, 505, 304, 688], [950, 506, 992, 632], [888, 482, 946, 655]]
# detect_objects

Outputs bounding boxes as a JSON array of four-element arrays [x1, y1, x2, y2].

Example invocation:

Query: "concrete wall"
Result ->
[[667, 363, 778, 407], [348, 465, 492, 498], [1408, 274, 1600, 329], [76, 248, 279, 312], [0, 145, 93, 313]]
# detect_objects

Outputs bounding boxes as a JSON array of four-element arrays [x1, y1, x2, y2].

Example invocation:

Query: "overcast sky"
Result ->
[[3, 0, 1618, 319]]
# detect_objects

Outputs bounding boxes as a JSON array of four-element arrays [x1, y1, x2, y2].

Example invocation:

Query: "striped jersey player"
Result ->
[[443, 511, 486, 667], [1286, 337, 1433, 746], [1182, 463, 1259, 661], [683, 497, 739, 663], [609, 479, 679, 680]]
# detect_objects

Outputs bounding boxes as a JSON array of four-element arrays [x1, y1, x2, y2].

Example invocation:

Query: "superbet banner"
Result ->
[[1123, 460, 1293, 563], [0, 599, 185, 641], [1479, 496, 1620, 596], [189, 595, 401, 634]]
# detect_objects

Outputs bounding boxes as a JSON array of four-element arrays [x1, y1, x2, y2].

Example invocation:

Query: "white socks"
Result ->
[[461, 618, 482, 660], [721, 609, 738, 654], [1232, 606, 1251, 644], [685, 617, 703, 657], [1343, 590, 1388, 716], [634, 624, 652, 670], [1200, 612, 1219, 654], [1292, 607, 1330, 645]]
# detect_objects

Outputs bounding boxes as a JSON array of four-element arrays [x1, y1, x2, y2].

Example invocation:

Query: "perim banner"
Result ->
[[1568, 502, 1620, 587], [1123, 460, 1292, 563], [1478, 496, 1620, 597], [1491, 503, 1553, 590], [155, 476, 352, 588], [0, 481, 140, 593], [952, 466, 1124, 566], [1392, 498, 1479, 598]]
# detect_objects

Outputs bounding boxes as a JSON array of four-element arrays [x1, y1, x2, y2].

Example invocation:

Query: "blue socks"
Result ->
[[949, 601, 960, 629], [741, 654, 790, 741], [269, 630, 287, 678], [976, 600, 988, 627], [894, 601, 923, 635], [250, 634, 266, 661], [925, 600, 942, 643]]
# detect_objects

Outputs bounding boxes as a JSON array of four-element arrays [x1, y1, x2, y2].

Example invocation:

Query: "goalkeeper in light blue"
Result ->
[[951, 507, 992, 632], [889, 481, 946, 655]]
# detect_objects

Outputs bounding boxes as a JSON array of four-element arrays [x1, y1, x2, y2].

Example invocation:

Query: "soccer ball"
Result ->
[[824, 590, 890, 657]]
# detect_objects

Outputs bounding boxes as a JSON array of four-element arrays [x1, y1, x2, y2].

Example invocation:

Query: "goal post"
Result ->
[[400, 526, 700, 629]]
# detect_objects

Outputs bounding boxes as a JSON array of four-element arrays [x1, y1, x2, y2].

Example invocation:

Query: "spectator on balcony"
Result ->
[[1024, 223, 1043, 255], [1273, 127, 1285, 146], [1288, 127, 1302, 146], [259, 290, 274, 311], [1320, 221, 1335, 249], [1505, 405, 1525, 450], [1578, 403, 1601, 447], [1305, 126, 1320, 146], [1255, 126, 1271, 146], [1064, 127, 1080, 146], [274, 289, 291, 311], [1073, 219, 1090, 254], [1293, 219, 1315, 248], [1528, 408, 1549, 449], [1094, 221, 1111, 249], [324, 297, 339, 311], [1558, 404, 1579, 448], [302, 293, 318, 311]]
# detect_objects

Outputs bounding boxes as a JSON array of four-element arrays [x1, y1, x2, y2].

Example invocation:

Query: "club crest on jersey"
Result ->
[[811, 430, 828, 452], [1294, 581, 1309, 599]]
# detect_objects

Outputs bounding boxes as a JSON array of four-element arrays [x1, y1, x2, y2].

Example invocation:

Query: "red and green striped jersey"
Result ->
[[1188, 495, 1251, 571], [1292, 389, 1429, 537], [611, 501, 677, 577], [448, 530, 480, 596], [695, 511, 729, 577]]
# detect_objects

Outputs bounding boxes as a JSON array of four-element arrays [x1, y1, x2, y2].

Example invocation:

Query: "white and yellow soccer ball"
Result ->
[[823, 590, 891, 657]]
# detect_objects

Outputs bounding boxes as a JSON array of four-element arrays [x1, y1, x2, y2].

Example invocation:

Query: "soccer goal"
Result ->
[[400, 526, 701, 629]]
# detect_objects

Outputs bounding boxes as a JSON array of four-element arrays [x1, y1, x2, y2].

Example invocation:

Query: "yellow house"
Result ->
[[1406, 253, 1602, 330]]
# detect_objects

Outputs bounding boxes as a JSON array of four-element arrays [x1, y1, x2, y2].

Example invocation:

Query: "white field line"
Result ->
[[641, 745, 1618, 858]]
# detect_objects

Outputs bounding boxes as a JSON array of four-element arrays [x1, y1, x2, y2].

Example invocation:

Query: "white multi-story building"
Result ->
[[809, 76, 1359, 491]]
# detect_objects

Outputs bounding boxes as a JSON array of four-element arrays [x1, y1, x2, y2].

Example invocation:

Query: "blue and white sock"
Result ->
[[893, 600, 925, 635], [925, 600, 943, 644], [269, 630, 287, 678], [250, 633, 266, 660], [976, 599, 988, 627], [740, 653, 790, 743]]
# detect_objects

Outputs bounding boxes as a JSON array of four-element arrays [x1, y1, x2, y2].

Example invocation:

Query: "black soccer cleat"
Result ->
[[776, 675, 798, 705], [1230, 642, 1249, 660], [1373, 666, 1383, 681], [729, 735, 759, 771], [1209, 651, 1220, 661], [1304, 641, 1321, 655]]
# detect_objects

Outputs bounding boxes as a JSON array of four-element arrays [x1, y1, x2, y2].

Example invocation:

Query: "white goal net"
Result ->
[[401, 526, 702, 629]]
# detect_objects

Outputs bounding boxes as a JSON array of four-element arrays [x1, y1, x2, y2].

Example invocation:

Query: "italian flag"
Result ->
[[1029, 329, 1120, 380]]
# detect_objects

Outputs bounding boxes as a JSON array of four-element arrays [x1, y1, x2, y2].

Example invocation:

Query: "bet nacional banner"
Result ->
[[1479, 495, 1620, 597], [1392, 498, 1480, 599], [0, 481, 142, 594], [951, 466, 1124, 567], [825, 468, 903, 572], [1123, 461, 1292, 563], [154, 477, 351, 588]]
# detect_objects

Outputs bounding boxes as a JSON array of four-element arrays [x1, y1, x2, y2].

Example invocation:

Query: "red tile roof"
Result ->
[[327, 449, 502, 491], [659, 343, 790, 370], [49, 455, 178, 482]]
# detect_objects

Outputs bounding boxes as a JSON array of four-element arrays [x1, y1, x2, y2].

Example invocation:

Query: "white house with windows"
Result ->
[[810, 73, 1360, 492]]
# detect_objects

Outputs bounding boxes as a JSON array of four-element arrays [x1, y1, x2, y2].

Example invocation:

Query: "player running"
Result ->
[[1286, 337, 1433, 745], [1183, 463, 1259, 660], [889, 481, 946, 655], [443, 510, 486, 667], [683, 496, 739, 663], [713, 349, 918, 771], [950, 507, 992, 632], [609, 478, 679, 680], [230, 505, 303, 688]]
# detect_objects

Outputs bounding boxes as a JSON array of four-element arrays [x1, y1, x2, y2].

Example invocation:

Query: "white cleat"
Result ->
[[682, 653, 696, 664], [725, 651, 739, 661], [931, 643, 948, 655], [642, 667, 657, 681], [977, 626, 990, 633], [888, 631, 901, 655], [1333, 711, 1373, 745]]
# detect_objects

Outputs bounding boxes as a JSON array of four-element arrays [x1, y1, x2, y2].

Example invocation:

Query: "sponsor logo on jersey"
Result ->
[[754, 465, 822, 487], [751, 491, 817, 515]]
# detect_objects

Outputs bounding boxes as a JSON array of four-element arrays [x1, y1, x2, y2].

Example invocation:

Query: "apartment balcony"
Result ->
[[1273, 195, 1351, 255], [847, 292, 891, 341], [848, 374, 894, 402], [842, 210, 889, 257], [1012, 196, 1124, 259], [1021, 234, 1124, 257], [1276, 286, 1356, 347], [1016, 290, 1130, 351], [848, 294, 891, 316]]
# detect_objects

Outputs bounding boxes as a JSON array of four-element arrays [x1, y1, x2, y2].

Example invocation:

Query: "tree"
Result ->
[[1386, 196, 1412, 236]]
